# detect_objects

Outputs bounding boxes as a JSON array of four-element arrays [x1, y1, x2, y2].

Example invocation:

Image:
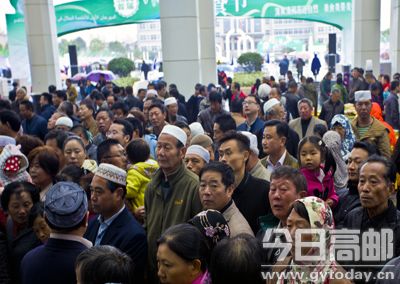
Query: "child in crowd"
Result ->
[[126, 139, 159, 222], [298, 136, 338, 208], [29, 204, 51, 244], [0, 144, 31, 190]]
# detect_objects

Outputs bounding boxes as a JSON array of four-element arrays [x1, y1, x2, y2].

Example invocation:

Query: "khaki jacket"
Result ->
[[351, 116, 391, 158], [222, 201, 254, 237], [289, 116, 327, 140], [260, 152, 299, 181]]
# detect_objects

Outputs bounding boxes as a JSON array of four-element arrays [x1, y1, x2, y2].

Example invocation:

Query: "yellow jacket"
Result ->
[[126, 159, 159, 211]]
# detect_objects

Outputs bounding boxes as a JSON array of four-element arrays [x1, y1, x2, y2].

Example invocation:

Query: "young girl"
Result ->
[[298, 136, 339, 208]]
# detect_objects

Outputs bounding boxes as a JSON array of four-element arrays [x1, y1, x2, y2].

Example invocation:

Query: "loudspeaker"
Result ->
[[328, 33, 336, 54], [68, 45, 78, 77]]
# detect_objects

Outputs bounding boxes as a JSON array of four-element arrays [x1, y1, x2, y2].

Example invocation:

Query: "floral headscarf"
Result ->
[[330, 114, 355, 159], [188, 210, 230, 250], [282, 197, 336, 284], [323, 131, 348, 189]]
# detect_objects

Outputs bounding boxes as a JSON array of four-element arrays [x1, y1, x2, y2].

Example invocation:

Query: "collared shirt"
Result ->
[[39, 183, 53, 202], [50, 233, 92, 248], [266, 151, 287, 173], [95, 205, 125, 246]]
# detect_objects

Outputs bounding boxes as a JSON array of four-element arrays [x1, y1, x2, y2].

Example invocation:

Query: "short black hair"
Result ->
[[71, 125, 90, 141], [45, 130, 71, 150], [263, 120, 289, 139], [20, 100, 34, 111], [41, 92, 53, 104], [48, 85, 57, 94], [97, 139, 121, 164], [230, 98, 243, 113], [288, 81, 298, 89], [210, 234, 263, 284], [361, 154, 397, 183], [96, 108, 114, 121], [55, 90, 67, 100], [111, 101, 129, 115], [233, 82, 240, 91], [0, 110, 21, 132], [1, 181, 40, 212], [124, 117, 143, 138], [199, 161, 235, 188], [390, 80, 400, 92], [219, 130, 250, 152], [126, 139, 150, 164], [352, 141, 377, 156], [59, 101, 74, 117], [0, 100, 11, 110], [113, 119, 133, 140], [209, 91, 222, 104], [75, 246, 133, 284], [112, 86, 121, 95], [313, 124, 328, 138], [214, 114, 236, 133], [148, 102, 166, 114], [270, 166, 307, 193], [79, 99, 95, 115]]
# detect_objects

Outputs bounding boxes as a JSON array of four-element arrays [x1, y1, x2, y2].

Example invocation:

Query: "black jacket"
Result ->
[[333, 182, 361, 228], [319, 99, 344, 126], [284, 92, 302, 119], [233, 173, 271, 234], [343, 201, 400, 283]]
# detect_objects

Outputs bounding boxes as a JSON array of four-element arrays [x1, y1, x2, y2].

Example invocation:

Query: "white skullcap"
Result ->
[[145, 89, 158, 99], [95, 163, 126, 186], [164, 97, 177, 106], [354, 90, 371, 102], [186, 145, 210, 163], [189, 122, 205, 138], [160, 125, 187, 145], [240, 131, 259, 156], [263, 98, 280, 114], [55, 117, 73, 128]]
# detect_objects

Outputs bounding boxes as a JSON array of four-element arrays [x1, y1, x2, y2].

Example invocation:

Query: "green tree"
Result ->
[[70, 37, 87, 53], [89, 39, 106, 54], [108, 41, 126, 55], [58, 39, 69, 55], [237, 52, 263, 72], [108, 57, 135, 77]]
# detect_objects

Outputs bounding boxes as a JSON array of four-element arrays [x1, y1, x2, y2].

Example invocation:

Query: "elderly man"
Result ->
[[343, 155, 400, 282], [164, 97, 187, 124], [240, 131, 269, 181], [334, 142, 377, 228], [219, 131, 271, 234], [199, 162, 253, 237], [145, 125, 202, 282], [55, 117, 73, 132], [289, 98, 327, 140], [184, 145, 210, 176], [319, 88, 344, 125], [190, 134, 215, 161], [21, 182, 91, 284], [351, 90, 391, 157], [263, 98, 299, 157], [259, 166, 307, 265], [257, 77, 272, 99], [85, 163, 147, 282], [93, 109, 114, 146], [237, 95, 264, 135], [148, 102, 168, 137], [261, 120, 298, 181]]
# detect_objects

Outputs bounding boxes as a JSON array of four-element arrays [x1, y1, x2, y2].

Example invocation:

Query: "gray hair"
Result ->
[[297, 98, 313, 109]]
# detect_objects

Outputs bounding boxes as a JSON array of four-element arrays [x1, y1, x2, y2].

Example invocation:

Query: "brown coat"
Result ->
[[222, 201, 254, 237], [351, 116, 391, 158]]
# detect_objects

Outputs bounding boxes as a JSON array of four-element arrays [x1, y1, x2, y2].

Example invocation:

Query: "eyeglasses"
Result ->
[[242, 101, 257, 106], [103, 150, 127, 159]]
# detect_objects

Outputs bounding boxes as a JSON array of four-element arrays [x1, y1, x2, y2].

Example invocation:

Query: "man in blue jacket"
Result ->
[[21, 182, 91, 284]]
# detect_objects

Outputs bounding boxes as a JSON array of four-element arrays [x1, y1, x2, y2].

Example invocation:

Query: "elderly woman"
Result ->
[[1, 181, 40, 283], [157, 224, 211, 284], [269, 197, 351, 284], [28, 146, 62, 202], [330, 114, 356, 160]]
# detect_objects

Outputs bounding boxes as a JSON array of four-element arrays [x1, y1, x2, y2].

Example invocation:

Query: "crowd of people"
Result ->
[[0, 66, 399, 284]]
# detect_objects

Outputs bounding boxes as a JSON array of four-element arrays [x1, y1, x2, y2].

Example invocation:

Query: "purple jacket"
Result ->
[[301, 167, 339, 207]]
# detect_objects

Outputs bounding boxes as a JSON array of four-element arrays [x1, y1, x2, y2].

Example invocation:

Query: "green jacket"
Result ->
[[144, 162, 202, 280]]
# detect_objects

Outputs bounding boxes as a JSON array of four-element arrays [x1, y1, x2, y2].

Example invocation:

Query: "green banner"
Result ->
[[216, 0, 352, 30]]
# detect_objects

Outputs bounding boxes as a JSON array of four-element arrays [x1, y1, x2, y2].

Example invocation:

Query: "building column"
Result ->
[[352, 0, 380, 75], [160, 0, 201, 98], [391, 0, 400, 75], [198, 0, 217, 85], [24, 0, 61, 93]]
